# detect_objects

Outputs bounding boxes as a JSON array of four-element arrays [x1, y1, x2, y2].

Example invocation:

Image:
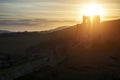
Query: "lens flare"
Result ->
[[81, 3, 105, 17]]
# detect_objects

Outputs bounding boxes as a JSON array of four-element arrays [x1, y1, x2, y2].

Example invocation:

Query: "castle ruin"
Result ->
[[83, 15, 100, 25]]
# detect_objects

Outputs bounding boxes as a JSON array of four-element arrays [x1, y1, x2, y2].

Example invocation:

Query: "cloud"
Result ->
[[103, 15, 120, 20], [0, 0, 120, 4], [0, 14, 10, 17], [0, 19, 34, 26], [0, 19, 76, 27]]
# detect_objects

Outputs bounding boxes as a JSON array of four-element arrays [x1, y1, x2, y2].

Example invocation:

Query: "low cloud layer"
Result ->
[[0, 19, 76, 27], [0, 20, 34, 26]]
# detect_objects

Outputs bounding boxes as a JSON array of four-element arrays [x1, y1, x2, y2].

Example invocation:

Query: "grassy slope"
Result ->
[[0, 19, 120, 80], [17, 19, 120, 80], [0, 33, 53, 56]]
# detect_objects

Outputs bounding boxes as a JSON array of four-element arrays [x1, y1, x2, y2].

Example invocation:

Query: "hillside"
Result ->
[[0, 19, 120, 80]]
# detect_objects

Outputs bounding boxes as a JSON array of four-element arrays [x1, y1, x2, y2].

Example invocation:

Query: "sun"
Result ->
[[81, 3, 105, 18]]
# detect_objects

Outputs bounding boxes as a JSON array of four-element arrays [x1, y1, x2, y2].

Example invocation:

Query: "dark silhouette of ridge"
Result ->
[[20, 19, 120, 80], [0, 19, 120, 80]]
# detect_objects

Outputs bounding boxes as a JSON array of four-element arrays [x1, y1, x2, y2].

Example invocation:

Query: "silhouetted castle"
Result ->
[[83, 15, 100, 25], [83, 16, 91, 24], [93, 15, 100, 25]]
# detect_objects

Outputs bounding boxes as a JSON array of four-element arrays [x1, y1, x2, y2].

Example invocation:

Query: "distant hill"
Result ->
[[49, 26, 71, 32], [0, 30, 11, 34]]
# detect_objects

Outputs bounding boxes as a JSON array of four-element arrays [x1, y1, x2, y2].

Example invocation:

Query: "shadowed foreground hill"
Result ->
[[0, 19, 120, 80], [17, 19, 120, 80]]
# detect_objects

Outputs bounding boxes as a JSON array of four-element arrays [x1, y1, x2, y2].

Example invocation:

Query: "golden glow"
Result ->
[[81, 3, 105, 18]]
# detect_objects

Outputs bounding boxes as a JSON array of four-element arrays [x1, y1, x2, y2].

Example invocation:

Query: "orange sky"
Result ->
[[0, 0, 119, 31]]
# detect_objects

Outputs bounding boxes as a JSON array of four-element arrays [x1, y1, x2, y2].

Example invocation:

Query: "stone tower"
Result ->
[[83, 15, 91, 25], [93, 15, 100, 25]]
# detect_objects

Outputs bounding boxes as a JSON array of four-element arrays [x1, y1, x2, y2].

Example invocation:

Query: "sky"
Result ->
[[0, 0, 120, 32]]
